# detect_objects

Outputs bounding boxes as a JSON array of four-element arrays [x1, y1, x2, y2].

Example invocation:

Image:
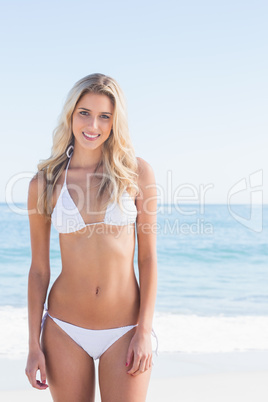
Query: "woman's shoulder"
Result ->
[[136, 157, 155, 181], [28, 171, 46, 194], [27, 171, 47, 209]]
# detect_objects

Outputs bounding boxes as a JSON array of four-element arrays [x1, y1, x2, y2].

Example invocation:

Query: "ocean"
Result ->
[[0, 202, 267, 357]]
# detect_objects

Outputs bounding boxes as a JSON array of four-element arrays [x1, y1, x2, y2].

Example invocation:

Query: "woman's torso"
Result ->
[[47, 159, 140, 329]]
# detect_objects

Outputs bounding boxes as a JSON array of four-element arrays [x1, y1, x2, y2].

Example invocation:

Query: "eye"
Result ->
[[79, 111, 89, 116], [101, 115, 110, 119]]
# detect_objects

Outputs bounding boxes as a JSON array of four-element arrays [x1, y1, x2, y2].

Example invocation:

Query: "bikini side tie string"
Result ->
[[151, 328, 159, 356], [41, 302, 48, 332]]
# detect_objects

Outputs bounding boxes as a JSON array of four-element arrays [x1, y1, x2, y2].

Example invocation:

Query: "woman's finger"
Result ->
[[149, 354, 153, 368], [29, 369, 38, 389], [145, 354, 151, 371], [139, 357, 147, 373], [127, 352, 142, 374], [25, 367, 35, 387], [36, 380, 49, 389], [39, 363, 48, 386], [125, 348, 134, 368]]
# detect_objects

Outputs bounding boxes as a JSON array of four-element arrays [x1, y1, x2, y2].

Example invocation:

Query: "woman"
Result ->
[[25, 73, 158, 401]]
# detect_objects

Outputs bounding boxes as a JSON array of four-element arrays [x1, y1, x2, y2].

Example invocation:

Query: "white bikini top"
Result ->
[[51, 152, 137, 234]]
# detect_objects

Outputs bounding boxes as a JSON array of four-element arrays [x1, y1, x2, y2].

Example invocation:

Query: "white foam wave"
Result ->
[[1, 307, 268, 358], [153, 312, 268, 353]]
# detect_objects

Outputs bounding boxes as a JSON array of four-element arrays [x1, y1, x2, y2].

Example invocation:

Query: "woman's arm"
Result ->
[[25, 174, 51, 390], [126, 157, 158, 376]]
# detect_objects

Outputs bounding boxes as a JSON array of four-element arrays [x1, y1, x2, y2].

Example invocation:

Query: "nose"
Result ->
[[88, 116, 98, 130]]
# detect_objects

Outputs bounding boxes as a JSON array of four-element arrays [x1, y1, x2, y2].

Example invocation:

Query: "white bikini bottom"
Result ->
[[41, 304, 158, 360]]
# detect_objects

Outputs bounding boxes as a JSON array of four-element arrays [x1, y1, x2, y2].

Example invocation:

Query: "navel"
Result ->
[[95, 286, 100, 295]]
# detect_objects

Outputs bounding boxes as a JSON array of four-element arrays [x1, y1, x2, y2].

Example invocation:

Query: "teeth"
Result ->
[[83, 132, 99, 138]]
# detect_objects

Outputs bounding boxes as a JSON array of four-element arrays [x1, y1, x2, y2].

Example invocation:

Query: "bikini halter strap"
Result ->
[[64, 152, 73, 185]]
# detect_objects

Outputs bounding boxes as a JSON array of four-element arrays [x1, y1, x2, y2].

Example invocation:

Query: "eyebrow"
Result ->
[[78, 107, 112, 115]]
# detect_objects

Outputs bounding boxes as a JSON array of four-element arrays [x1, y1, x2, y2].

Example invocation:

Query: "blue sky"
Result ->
[[1, 0, 267, 205]]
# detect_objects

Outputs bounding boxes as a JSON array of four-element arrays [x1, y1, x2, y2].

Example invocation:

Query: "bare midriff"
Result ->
[[47, 223, 140, 329]]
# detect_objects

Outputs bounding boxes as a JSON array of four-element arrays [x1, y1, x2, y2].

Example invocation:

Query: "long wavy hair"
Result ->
[[36, 73, 139, 218]]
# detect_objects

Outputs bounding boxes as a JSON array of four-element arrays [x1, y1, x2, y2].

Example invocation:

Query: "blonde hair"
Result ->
[[36, 73, 139, 217]]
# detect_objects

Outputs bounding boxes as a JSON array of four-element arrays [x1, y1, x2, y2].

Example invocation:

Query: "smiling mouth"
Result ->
[[83, 132, 101, 139]]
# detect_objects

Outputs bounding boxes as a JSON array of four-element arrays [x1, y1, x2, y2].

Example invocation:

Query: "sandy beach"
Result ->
[[1, 351, 267, 401]]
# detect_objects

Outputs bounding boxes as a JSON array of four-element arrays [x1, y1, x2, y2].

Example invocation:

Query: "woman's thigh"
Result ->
[[41, 316, 95, 402], [98, 328, 152, 402]]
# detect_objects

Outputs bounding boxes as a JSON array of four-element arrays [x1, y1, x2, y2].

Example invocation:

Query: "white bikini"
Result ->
[[51, 152, 138, 233], [42, 150, 158, 360]]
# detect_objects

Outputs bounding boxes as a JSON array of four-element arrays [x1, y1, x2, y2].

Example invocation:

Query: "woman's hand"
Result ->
[[125, 327, 152, 376], [25, 346, 49, 390]]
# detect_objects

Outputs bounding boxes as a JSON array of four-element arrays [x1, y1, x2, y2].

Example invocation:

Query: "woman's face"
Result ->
[[72, 92, 114, 151]]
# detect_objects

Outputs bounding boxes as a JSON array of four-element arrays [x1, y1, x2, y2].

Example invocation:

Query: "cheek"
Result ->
[[72, 115, 83, 132], [102, 121, 113, 133]]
